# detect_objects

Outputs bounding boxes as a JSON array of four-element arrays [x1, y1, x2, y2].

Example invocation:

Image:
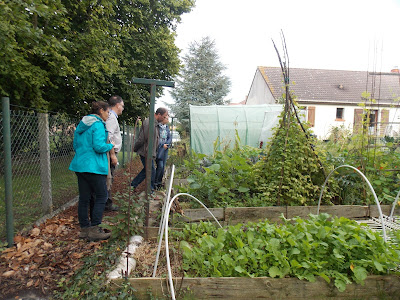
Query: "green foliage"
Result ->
[[54, 239, 139, 299], [173, 215, 400, 292], [318, 125, 400, 205], [170, 36, 231, 132], [178, 137, 266, 208], [0, 0, 71, 109], [0, 0, 195, 119], [103, 190, 146, 240], [254, 111, 333, 206], [0, 240, 7, 253]]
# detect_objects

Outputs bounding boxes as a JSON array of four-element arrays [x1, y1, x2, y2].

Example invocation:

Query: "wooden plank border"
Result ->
[[111, 275, 400, 299]]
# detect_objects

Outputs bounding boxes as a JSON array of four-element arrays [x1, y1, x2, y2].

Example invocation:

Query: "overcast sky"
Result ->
[[157, 0, 400, 107]]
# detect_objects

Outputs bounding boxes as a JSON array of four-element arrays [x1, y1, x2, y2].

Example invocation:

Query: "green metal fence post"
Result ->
[[2, 97, 14, 247]]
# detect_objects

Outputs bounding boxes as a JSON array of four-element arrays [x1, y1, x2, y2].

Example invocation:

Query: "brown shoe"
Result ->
[[87, 225, 111, 242], [79, 227, 90, 239]]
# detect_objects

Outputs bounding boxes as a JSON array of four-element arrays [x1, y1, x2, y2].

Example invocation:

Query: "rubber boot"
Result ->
[[79, 227, 90, 239], [87, 225, 111, 242]]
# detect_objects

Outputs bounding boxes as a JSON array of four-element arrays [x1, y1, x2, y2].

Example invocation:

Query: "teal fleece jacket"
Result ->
[[69, 114, 113, 175]]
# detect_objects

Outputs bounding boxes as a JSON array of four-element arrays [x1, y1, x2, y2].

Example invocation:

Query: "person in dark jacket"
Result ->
[[69, 101, 115, 241], [131, 107, 168, 191], [155, 115, 172, 189]]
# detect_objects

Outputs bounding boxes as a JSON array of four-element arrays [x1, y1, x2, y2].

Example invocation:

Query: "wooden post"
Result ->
[[132, 78, 174, 228]]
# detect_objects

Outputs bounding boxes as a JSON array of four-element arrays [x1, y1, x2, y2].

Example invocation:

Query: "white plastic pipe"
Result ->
[[157, 165, 175, 237], [164, 193, 223, 300], [153, 164, 175, 278], [389, 189, 400, 219], [317, 164, 387, 242]]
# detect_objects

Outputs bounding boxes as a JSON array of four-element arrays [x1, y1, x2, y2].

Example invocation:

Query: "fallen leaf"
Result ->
[[31, 228, 40, 237], [72, 253, 83, 259], [43, 243, 52, 250], [44, 224, 58, 234], [2, 270, 15, 277], [27, 279, 34, 287], [14, 235, 24, 243]]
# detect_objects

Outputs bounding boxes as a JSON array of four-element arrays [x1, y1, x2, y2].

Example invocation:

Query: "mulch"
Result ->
[[0, 157, 145, 299]]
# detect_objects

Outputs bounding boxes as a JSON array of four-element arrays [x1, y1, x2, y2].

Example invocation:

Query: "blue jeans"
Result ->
[[155, 158, 166, 187], [76, 172, 108, 228], [131, 155, 156, 190]]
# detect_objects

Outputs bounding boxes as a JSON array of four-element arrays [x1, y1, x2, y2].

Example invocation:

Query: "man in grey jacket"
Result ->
[[131, 107, 168, 191]]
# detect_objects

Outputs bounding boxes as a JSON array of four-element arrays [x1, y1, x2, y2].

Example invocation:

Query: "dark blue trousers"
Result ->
[[155, 158, 166, 187], [76, 172, 107, 228], [131, 155, 156, 191]]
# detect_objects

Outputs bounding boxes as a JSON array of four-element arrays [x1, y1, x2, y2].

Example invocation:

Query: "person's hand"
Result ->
[[163, 144, 168, 149], [111, 154, 118, 166]]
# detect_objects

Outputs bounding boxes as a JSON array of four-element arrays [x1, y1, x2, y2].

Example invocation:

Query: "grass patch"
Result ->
[[0, 155, 77, 241]]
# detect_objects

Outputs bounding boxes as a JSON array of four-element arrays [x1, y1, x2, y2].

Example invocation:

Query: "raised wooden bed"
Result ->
[[177, 205, 400, 225], [112, 275, 400, 299], [130, 205, 400, 299]]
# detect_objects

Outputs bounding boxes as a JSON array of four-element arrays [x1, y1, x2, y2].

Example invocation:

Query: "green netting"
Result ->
[[190, 104, 283, 155]]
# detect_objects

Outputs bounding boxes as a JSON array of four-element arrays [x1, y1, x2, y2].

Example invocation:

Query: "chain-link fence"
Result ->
[[0, 108, 78, 241], [119, 122, 138, 168], [0, 101, 138, 242]]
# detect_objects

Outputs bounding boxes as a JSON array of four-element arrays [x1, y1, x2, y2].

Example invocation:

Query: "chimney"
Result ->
[[391, 66, 399, 73]]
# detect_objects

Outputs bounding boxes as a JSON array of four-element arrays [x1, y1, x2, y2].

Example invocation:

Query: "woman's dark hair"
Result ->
[[91, 101, 109, 115]]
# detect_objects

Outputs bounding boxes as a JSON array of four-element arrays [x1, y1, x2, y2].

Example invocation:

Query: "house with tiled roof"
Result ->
[[246, 66, 400, 139]]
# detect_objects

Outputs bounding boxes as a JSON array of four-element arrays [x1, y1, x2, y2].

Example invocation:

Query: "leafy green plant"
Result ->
[[254, 110, 335, 206], [173, 214, 400, 292], [54, 240, 139, 299], [318, 127, 400, 205], [178, 133, 266, 208], [103, 190, 146, 240]]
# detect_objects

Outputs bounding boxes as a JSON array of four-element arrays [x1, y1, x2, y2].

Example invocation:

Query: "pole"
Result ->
[[145, 83, 157, 202], [38, 113, 52, 215], [132, 78, 174, 228], [171, 117, 175, 147], [122, 121, 125, 167], [2, 97, 14, 247]]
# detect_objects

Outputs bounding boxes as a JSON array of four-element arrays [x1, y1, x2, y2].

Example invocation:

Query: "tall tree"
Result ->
[[0, 0, 195, 121], [169, 36, 231, 132], [0, 0, 71, 109]]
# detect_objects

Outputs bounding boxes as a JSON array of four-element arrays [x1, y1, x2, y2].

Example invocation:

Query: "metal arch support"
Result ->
[[389, 189, 400, 219], [317, 164, 387, 242], [162, 193, 223, 300]]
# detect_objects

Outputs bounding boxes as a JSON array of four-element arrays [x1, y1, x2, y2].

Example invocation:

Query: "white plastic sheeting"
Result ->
[[258, 107, 284, 146], [190, 104, 283, 155]]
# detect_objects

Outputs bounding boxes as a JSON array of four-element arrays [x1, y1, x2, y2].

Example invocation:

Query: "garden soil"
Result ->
[[0, 157, 146, 299]]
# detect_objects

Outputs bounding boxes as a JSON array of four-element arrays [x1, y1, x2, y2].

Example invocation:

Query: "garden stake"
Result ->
[[272, 32, 329, 204], [132, 78, 175, 229], [272, 33, 293, 205], [124, 117, 141, 278]]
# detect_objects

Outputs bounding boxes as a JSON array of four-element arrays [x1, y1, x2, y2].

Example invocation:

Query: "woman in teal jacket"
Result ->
[[69, 101, 114, 241]]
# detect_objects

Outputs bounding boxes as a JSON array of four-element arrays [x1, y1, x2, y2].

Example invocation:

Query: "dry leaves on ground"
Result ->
[[0, 158, 144, 298]]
